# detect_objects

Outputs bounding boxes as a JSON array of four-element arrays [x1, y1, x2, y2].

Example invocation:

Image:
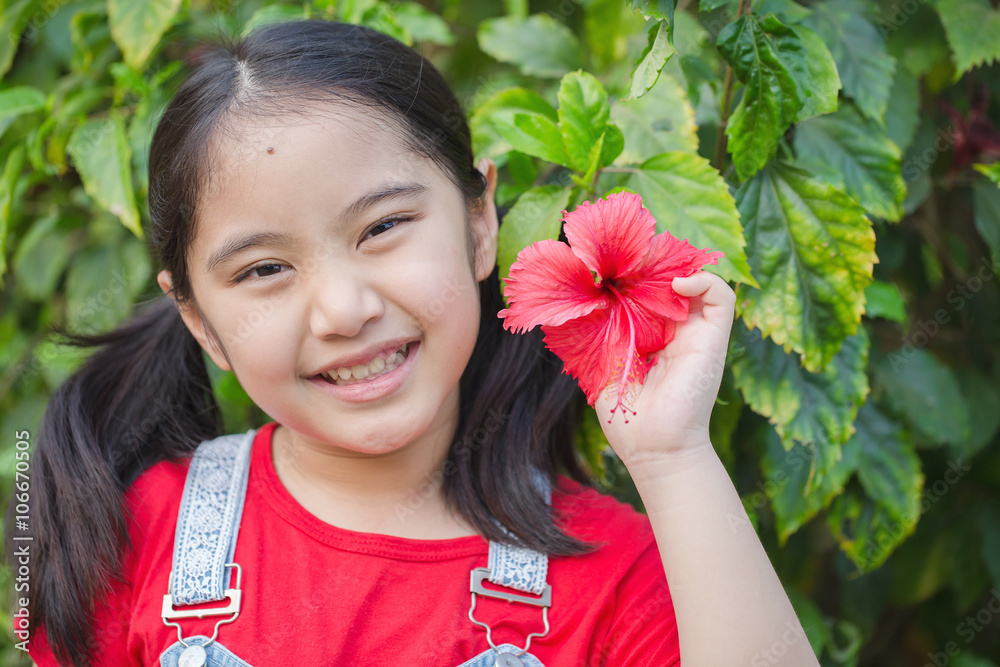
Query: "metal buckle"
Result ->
[[470, 567, 551, 606], [468, 567, 551, 657], [162, 562, 242, 648]]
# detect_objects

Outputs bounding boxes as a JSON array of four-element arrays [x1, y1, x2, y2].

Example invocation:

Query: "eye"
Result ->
[[363, 216, 413, 241], [236, 262, 288, 283]]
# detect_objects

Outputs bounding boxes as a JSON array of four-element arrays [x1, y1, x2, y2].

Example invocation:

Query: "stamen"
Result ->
[[604, 284, 639, 424]]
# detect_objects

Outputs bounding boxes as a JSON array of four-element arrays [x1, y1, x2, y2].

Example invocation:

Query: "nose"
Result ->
[[308, 265, 384, 339]]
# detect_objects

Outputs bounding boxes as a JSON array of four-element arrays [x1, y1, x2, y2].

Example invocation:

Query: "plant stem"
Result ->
[[712, 0, 752, 173]]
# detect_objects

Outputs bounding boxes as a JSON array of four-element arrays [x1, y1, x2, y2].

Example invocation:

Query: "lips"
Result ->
[[307, 340, 419, 402], [316, 343, 409, 385], [310, 338, 417, 378]]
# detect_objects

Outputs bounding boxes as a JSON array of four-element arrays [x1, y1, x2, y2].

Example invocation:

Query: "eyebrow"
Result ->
[[205, 181, 430, 273], [341, 181, 429, 223], [206, 231, 296, 273]]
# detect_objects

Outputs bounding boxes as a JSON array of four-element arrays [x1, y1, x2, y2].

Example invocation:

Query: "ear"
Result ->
[[157, 270, 232, 372], [471, 158, 499, 283]]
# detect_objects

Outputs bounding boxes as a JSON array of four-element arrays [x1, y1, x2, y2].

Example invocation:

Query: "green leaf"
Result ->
[[734, 162, 876, 371], [974, 173, 1000, 271], [108, 0, 183, 70], [936, 0, 1000, 77], [65, 244, 138, 334], [793, 104, 906, 221], [469, 88, 566, 165], [863, 280, 906, 323], [872, 348, 972, 447], [804, 0, 896, 125], [853, 402, 923, 527], [503, 0, 528, 20], [731, 322, 869, 453], [241, 4, 311, 37], [826, 485, 909, 572], [952, 656, 1000, 667], [0, 144, 26, 286], [627, 0, 676, 24], [792, 24, 841, 121], [557, 71, 611, 172], [762, 426, 859, 545], [611, 72, 698, 162], [785, 588, 828, 657], [497, 185, 573, 296], [67, 115, 142, 238], [12, 214, 72, 301], [391, 2, 454, 45], [360, 4, 411, 44], [627, 20, 675, 100], [579, 131, 607, 186], [578, 406, 611, 485], [716, 13, 806, 180], [979, 501, 1000, 590], [598, 124, 625, 168], [0, 0, 34, 80], [477, 15, 584, 78], [955, 368, 1000, 460], [885, 67, 920, 154], [506, 113, 569, 166], [584, 0, 630, 69], [759, 0, 813, 24], [975, 163, 1000, 186], [627, 151, 755, 285], [0, 86, 46, 131], [709, 371, 743, 472]]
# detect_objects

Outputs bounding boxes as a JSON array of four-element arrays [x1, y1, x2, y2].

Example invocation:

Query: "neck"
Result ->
[[269, 400, 475, 538]]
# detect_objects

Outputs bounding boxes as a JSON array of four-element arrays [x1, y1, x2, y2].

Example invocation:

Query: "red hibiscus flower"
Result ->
[[498, 191, 723, 422]]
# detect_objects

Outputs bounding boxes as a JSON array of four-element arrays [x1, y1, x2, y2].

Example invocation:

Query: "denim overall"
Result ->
[[160, 429, 551, 667]]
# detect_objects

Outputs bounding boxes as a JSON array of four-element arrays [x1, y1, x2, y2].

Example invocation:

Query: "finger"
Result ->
[[672, 272, 736, 308]]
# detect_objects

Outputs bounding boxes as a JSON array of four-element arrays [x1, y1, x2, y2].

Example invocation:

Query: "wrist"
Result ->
[[622, 439, 719, 488]]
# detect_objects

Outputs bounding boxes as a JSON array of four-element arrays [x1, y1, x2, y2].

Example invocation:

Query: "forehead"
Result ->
[[191, 103, 453, 253]]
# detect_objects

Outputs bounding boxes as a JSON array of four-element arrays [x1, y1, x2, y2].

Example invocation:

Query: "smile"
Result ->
[[307, 341, 419, 403], [316, 343, 410, 386]]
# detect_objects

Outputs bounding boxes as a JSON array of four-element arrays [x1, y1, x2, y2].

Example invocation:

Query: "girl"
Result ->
[[11, 19, 817, 667]]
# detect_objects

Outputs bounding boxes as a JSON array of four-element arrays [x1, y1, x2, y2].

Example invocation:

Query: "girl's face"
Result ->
[[158, 104, 498, 456]]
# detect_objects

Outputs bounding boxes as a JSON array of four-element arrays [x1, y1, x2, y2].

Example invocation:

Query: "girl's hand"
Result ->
[[593, 271, 736, 473]]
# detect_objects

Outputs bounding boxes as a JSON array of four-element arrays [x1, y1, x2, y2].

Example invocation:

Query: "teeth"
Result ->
[[320, 343, 409, 385]]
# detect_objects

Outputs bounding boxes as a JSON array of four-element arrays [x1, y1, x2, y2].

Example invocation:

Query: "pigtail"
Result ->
[[447, 262, 600, 559], [5, 295, 222, 667]]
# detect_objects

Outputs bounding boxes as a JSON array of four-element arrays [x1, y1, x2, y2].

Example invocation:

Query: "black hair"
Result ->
[[6, 19, 600, 667]]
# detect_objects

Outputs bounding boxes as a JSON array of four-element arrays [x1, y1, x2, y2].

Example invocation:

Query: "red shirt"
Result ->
[[27, 422, 680, 666]]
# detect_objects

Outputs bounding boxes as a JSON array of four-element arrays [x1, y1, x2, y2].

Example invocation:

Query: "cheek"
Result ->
[[215, 295, 299, 372], [399, 250, 479, 333]]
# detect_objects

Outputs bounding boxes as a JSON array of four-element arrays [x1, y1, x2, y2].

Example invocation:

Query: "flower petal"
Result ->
[[562, 191, 657, 281], [541, 292, 674, 419], [498, 239, 609, 333], [628, 296, 677, 355], [541, 309, 622, 404], [617, 230, 724, 321]]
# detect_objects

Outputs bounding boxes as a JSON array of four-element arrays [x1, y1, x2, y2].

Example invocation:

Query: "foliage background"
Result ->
[[1, 0, 1000, 664]]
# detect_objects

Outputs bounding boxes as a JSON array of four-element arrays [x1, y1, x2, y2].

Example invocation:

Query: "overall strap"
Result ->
[[484, 468, 551, 595], [169, 429, 257, 605]]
